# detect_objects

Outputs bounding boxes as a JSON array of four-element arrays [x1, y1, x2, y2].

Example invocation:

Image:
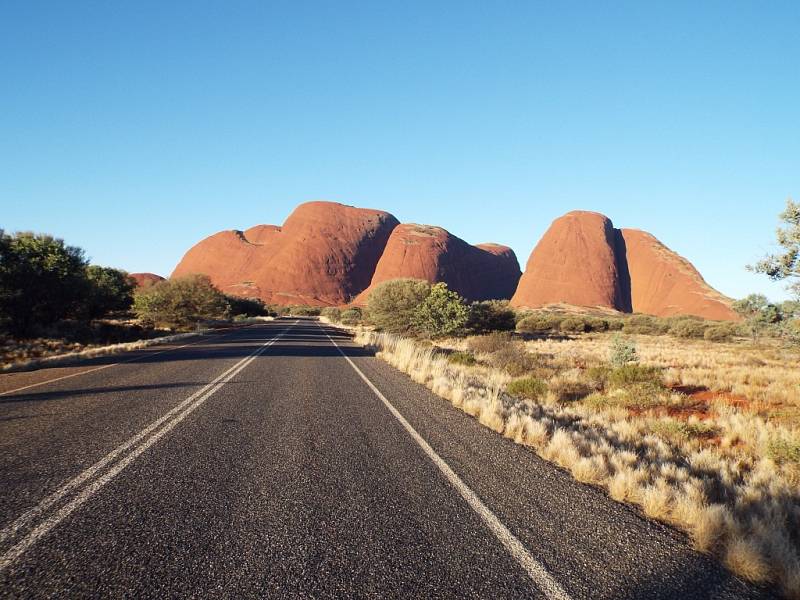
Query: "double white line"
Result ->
[[0, 322, 295, 572]]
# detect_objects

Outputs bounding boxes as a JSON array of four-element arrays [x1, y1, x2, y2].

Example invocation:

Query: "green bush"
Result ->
[[622, 314, 668, 335], [606, 318, 625, 331], [225, 295, 270, 317], [466, 332, 514, 354], [467, 300, 516, 333], [587, 318, 610, 332], [411, 283, 468, 337], [607, 364, 663, 388], [704, 323, 736, 342], [367, 278, 432, 333], [0, 231, 90, 335], [320, 306, 342, 322], [447, 350, 477, 366], [83, 265, 135, 319], [288, 305, 321, 316], [506, 376, 547, 400], [339, 307, 363, 325], [609, 333, 638, 367], [133, 274, 229, 330], [668, 317, 708, 339], [559, 317, 590, 333], [586, 365, 613, 390], [516, 314, 562, 333]]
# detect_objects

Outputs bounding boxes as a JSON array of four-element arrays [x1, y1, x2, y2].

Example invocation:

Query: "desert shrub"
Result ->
[[607, 364, 663, 388], [411, 283, 468, 337], [368, 278, 432, 334], [320, 307, 342, 322], [605, 318, 625, 331], [767, 436, 800, 465], [466, 331, 513, 354], [669, 317, 709, 338], [467, 300, 516, 333], [586, 365, 613, 390], [339, 307, 363, 325], [288, 305, 321, 316], [559, 317, 591, 333], [704, 323, 737, 342], [622, 314, 668, 335], [609, 333, 638, 367], [489, 342, 538, 376], [549, 379, 594, 403], [447, 350, 477, 366], [133, 274, 229, 330], [587, 318, 610, 332], [516, 314, 562, 333], [0, 231, 90, 335], [83, 265, 135, 319], [506, 376, 547, 400], [225, 295, 270, 317]]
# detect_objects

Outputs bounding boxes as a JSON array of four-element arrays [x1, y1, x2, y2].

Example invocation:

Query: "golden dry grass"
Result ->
[[350, 326, 800, 597]]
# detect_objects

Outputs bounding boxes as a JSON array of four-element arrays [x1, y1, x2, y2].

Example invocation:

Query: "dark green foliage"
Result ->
[[516, 314, 563, 333], [133, 275, 229, 330], [368, 278, 432, 333], [447, 350, 477, 366], [412, 283, 469, 337], [0, 231, 90, 335], [506, 376, 547, 400], [668, 317, 708, 339], [607, 364, 663, 389], [83, 265, 135, 319], [225, 295, 271, 318], [467, 300, 517, 333], [559, 317, 590, 333], [287, 305, 321, 316], [622, 314, 669, 335]]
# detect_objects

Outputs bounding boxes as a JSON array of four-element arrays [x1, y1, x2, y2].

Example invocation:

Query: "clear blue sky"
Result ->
[[2, 2, 798, 301]]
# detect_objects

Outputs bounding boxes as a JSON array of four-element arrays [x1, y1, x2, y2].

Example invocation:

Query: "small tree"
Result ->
[[749, 199, 800, 283], [133, 275, 229, 330], [466, 300, 516, 333], [411, 283, 469, 337], [84, 265, 135, 319], [367, 278, 431, 333], [0, 231, 89, 335], [732, 294, 781, 341]]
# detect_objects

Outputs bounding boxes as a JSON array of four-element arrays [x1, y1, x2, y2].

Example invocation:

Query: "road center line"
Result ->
[[320, 324, 573, 600], [0, 322, 295, 571]]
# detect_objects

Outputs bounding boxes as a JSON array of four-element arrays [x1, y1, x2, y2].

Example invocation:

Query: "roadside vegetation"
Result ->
[[320, 222, 800, 596], [0, 230, 272, 368]]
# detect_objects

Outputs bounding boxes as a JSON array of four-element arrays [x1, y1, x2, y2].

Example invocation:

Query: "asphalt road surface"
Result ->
[[0, 319, 778, 599]]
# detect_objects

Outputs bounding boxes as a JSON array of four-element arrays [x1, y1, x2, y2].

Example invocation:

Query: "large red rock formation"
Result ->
[[511, 210, 737, 320], [511, 211, 628, 310], [129, 273, 165, 288], [619, 229, 738, 320], [172, 201, 399, 306], [352, 224, 521, 305]]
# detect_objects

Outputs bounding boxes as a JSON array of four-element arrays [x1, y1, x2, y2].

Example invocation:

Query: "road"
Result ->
[[0, 318, 777, 599]]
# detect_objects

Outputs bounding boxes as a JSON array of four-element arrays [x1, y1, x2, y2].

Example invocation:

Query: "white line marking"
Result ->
[[320, 324, 572, 600], [0, 322, 295, 570]]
